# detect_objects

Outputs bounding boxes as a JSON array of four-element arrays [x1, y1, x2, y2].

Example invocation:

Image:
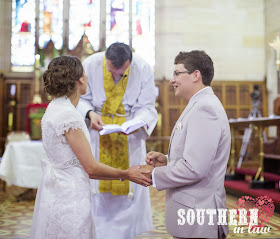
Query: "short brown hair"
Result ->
[[174, 50, 214, 86], [43, 55, 84, 97]]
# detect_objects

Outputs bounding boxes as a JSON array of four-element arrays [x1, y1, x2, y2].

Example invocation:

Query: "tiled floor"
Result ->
[[0, 186, 279, 239], [0, 186, 35, 238]]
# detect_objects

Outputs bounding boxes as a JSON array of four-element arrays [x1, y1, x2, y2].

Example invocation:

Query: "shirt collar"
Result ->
[[190, 86, 211, 101]]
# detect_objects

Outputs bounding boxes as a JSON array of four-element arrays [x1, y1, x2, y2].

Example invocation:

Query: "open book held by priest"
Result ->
[[99, 119, 147, 136]]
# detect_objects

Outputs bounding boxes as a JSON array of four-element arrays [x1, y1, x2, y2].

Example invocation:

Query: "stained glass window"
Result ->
[[39, 0, 63, 49], [132, 0, 155, 69], [10, 0, 155, 72], [106, 0, 129, 47], [11, 0, 36, 72], [69, 0, 100, 51]]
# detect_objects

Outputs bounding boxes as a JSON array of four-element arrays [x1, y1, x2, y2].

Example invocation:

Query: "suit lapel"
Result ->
[[167, 87, 214, 161], [167, 101, 196, 160]]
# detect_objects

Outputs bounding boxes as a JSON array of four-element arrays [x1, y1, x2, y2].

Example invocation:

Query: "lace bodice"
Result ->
[[41, 97, 90, 167]]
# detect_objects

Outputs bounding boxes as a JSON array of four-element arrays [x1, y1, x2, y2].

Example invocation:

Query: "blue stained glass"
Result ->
[[69, 0, 100, 51], [110, 1, 124, 30], [106, 0, 129, 47], [39, 0, 63, 49], [11, 0, 36, 71]]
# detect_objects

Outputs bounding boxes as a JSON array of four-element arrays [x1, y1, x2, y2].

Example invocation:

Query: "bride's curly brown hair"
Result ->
[[43, 55, 84, 97]]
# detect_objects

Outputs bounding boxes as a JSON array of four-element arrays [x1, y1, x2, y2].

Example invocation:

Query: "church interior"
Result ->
[[1, 0, 280, 238]]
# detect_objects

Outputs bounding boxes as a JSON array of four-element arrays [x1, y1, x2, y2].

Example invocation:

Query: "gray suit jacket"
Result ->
[[154, 87, 230, 238]]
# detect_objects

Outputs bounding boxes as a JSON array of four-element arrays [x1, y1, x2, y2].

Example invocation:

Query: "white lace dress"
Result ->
[[30, 97, 96, 239]]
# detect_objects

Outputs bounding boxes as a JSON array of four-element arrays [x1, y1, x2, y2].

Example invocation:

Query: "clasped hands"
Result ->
[[125, 151, 168, 187]]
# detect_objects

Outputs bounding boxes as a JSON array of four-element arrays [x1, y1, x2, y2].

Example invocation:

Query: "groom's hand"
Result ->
[[145, 151, 167, 167], [139, 164, 154, 179]]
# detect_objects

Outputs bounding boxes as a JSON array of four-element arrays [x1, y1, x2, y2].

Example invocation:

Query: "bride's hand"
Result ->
[[123, 165, 152, 186]]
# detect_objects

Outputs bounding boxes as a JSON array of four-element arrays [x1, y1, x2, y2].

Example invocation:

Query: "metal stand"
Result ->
[[237, 87, 267, 168]]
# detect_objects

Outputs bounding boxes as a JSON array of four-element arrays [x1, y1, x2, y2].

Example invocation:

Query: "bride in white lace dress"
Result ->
[[29, 56, 152, 239]]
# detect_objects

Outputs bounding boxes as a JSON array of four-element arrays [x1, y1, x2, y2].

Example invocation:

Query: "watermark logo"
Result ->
[[176, 195, 274, 235], [234, 195, 275, 234]]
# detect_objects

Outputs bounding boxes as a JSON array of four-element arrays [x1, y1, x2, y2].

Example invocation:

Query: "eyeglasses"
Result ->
[[173, 70, 191, 78]]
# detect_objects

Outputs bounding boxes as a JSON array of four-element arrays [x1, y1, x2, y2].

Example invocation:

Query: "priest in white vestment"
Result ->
[[77, 42, 158, 239]]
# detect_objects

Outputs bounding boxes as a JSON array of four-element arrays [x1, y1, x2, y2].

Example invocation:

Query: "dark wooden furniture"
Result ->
[[228, 116, 280, 188], [212, 81, 268, 119], [0, 74, 34, 156], [263, 153, 280, 175]]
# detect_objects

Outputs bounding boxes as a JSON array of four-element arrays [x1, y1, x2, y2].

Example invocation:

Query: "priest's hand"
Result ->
[[118, 128, 141, 136], [89, 111, 105, 131], [145, 151, 167, 167]]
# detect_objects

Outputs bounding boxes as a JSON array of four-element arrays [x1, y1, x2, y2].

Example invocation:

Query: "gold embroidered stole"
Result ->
[[99, 57, 130, 195]]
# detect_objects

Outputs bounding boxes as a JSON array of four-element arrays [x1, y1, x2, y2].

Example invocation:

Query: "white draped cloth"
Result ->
[[0, 140, 45, 188], [78, 52, 158, 239], [30, 97, 96, 239]]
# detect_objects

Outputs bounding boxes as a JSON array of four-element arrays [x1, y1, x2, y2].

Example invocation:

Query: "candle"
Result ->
[[8, 112, 13, 131], [35, 54, 40, 68]]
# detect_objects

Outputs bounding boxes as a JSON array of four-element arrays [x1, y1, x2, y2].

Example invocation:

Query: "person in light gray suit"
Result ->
[[145, 50, 231, 239]]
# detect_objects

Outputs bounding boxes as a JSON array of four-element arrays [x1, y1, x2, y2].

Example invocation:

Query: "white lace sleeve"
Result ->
[[53, 111, 84, 143]]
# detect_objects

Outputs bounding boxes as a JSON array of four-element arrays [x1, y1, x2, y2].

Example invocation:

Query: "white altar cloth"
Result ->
[[0, 141, 46, 188]]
